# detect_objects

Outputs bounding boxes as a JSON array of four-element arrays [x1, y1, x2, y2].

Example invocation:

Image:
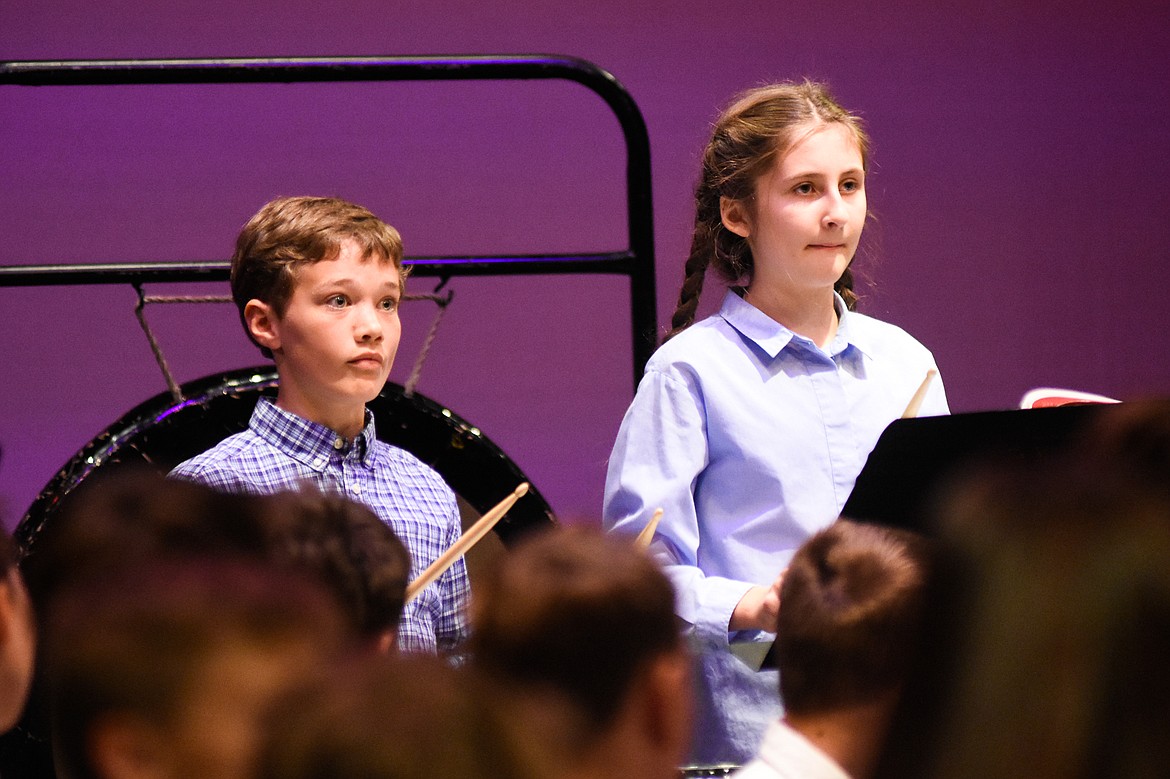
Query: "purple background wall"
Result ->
[[3, 1, 1169, 528]]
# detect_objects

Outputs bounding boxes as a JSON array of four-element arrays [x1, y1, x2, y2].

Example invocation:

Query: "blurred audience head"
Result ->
[[877, 400, 1170, 778], [0, 525, 35, 733], [27, 469, 408, 646], [262, 490, 410, 650], [767, 519, 932, 779], [257, 652, 539, 779], [469, 526, 690, 779], [45, 557, 350, 779], [778, 519, 933, 717]]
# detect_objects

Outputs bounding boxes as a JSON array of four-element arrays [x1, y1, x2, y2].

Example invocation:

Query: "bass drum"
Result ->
[[16, 366, 557, 562], [3, 367, 556, 779]]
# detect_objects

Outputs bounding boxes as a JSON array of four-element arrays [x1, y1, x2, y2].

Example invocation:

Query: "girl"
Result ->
[[602, 81, 949, 766]]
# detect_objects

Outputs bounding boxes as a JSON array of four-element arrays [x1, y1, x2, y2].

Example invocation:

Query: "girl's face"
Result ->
[[722, 121, 867, 301]]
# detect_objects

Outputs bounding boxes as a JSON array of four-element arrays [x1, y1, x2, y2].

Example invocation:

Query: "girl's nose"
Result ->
[[822, 191, 848, 229]]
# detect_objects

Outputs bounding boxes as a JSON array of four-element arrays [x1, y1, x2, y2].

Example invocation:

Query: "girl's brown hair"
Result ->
[[667, 81, 869, 340]]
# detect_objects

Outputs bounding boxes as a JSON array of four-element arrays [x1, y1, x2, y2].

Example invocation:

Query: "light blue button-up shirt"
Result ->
[[603, 289, 948, 765]]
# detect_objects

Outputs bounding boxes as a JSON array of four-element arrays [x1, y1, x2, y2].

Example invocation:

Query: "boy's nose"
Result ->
[[355, 304, 383, 341]]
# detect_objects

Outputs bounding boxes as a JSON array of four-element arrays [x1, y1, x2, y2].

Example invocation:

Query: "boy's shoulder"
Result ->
[[167, 428, 276, 491]]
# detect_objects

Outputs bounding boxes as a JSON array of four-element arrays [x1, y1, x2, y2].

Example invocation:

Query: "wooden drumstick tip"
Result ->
[[901, 369, 938, 419], [405, 481, 530, 603], [634, 507, 664, 550]]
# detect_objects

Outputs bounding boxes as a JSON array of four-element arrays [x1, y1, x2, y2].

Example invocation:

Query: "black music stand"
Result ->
[[840, 404, 1111, 533], [752, 403, 1112, 670]]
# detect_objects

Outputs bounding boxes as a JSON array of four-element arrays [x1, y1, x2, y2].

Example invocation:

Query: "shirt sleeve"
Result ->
[[435, 490, 471, 656], [603, 366, 755, 650], [168, 453, 250, 493]]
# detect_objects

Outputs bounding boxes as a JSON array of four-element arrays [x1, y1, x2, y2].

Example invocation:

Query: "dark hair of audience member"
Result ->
[[776, 519, 933, 716], [5, 469, 408, 776], [468, 527, 681, 746], [876, 446, 1170, 779], [20, 469, 272, 612], [46, 557, 351, 779], [25, 469, 408, 644], [256, 653, 541, 779], [262, 490, 410, 647], [1080, 397, 1170, 499]]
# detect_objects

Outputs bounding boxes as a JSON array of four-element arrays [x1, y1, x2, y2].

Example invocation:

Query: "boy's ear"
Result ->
[[0, 579, 12, 645], [244, 300, 281, 353], [720, 196, 752, 239], [640, 650, 692, 755], [88, 714, 171, 779], [375, 628, 397, 655]]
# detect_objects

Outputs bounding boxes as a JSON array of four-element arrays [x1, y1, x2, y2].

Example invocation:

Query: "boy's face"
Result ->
[[247, 240, 401, 435], [0, 569, 35, 733]]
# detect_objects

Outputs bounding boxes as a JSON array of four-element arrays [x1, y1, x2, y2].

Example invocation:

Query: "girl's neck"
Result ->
[[744, 283, 839, 348]]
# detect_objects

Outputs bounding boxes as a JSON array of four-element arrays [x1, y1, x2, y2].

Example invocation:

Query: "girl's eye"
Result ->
[[841, 179, 862, 193], [794, 182, 815, 195]]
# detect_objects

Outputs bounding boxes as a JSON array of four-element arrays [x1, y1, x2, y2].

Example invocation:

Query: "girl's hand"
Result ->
[[729, 570, 785, 633]]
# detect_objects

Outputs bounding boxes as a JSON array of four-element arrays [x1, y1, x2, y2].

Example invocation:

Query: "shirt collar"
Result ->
[[718, 288, 872, 360], [757, 720, 851, 779], [251, 397, 378, 469]]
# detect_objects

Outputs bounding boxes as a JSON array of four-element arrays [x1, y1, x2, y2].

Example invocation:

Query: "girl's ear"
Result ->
[[244, 300, 281, 353], [720, 196, 752, 239]]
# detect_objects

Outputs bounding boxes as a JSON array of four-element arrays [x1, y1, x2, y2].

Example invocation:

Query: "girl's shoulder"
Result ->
[[845, 309, 937, 360], [646, 314, 739, 371]]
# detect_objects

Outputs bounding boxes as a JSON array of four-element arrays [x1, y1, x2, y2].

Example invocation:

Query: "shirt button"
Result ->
[[333, 436, 346, 450], [350, 483, 361, 496]]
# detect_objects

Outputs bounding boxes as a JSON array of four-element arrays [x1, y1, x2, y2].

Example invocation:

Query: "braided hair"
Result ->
[[666, 81, 869, 341]]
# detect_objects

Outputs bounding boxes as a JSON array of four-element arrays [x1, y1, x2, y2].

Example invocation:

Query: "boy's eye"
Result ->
[[379, 297, 399, 313], [326, 294, 348, 308]]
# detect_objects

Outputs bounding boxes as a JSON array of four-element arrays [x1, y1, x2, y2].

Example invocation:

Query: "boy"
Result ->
[[171, 196, 468, 655], [468, 528, 693, 779], [46, 558, 351, 779], [0, 526, 34, 734], [734, 520, 933, 779]]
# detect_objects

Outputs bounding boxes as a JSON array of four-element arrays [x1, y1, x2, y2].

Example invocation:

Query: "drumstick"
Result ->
[[901, 369, 938, 419], [405, 482, 529, 603], [634, 507, 664, 550]]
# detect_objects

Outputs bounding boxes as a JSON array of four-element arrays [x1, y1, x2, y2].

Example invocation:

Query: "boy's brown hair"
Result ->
[[230, 196, 405, 357], [468, 527, 680, 740], [777, 519, 932, 715], [257, 653, 542, 779], [264, 490, 411, 642], [45, 558, 350, 779]]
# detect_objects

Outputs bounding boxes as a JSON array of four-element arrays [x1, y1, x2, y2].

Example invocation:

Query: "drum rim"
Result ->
[[16, 366, 556, 551]]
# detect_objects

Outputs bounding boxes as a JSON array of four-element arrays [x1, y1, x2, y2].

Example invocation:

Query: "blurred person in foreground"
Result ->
[[257, 652, 542, 779], [45, 557, 351, 779], [468, 527, 692, 779], [735, 520, 933, 779], [876, 399, 1170, 778]]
